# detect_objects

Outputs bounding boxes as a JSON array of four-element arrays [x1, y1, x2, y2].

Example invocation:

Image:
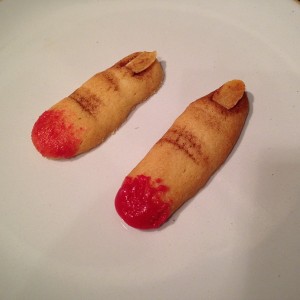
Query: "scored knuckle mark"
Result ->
[[158, 127, 208, 165], [102, 72, 119, 92], [69, 87, 101, 117]]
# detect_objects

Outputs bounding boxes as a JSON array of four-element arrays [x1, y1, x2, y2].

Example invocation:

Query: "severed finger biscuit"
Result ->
[[31, 51, 164, 159], [115, 80, 249, 229]]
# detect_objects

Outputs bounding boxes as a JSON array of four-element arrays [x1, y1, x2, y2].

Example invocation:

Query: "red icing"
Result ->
[[115, 175, 171, 229], [31, 110, 81, 158]]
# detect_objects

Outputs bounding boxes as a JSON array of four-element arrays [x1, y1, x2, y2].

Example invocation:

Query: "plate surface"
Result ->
[[1, 1, 300, 299]]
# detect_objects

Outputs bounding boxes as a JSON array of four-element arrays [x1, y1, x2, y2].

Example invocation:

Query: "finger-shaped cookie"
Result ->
[[32, 51, 164, 159], [115, 80, 249, 229]]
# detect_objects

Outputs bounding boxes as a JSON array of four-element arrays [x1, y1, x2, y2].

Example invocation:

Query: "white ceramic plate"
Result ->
[[1, 1, 300, 299]]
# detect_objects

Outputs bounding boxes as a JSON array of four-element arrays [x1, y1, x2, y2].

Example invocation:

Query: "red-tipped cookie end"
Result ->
[[31, 110, 81, 159], [115, 175, 171, 229]]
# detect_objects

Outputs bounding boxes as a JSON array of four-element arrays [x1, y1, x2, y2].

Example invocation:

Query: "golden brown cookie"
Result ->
[[115, 80, 249, 229], [32, 51, 164, 159]]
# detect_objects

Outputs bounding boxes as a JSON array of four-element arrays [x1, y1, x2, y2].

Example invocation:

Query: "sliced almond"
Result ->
[[212, 80, 245, 109], [125, 51, 157, 73]]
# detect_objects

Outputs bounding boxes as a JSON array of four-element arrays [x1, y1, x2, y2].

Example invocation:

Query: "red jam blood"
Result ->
[[31, 110, 81, 159], [115, 175, 171, 229]]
